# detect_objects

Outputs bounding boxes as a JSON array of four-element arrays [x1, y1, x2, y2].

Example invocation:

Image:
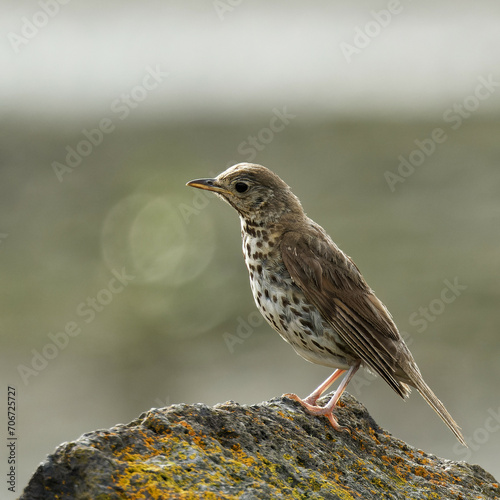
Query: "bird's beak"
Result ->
[[186, 178, 232, 196]]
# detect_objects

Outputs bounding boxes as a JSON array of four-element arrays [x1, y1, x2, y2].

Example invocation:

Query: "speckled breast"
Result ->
[[240, 218, 351, 370]]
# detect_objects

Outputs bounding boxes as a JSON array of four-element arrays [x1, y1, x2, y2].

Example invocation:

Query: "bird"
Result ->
[[186, 163, 466, 446]]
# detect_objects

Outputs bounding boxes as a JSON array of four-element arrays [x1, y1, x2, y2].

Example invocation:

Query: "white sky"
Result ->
[[2, 1, 500, 121]]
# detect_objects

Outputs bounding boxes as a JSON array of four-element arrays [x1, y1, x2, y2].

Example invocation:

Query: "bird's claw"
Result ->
[[284, 393, 351, 433]]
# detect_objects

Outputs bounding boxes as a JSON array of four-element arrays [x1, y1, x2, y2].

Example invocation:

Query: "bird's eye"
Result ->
[[235, 182, 249, 193]]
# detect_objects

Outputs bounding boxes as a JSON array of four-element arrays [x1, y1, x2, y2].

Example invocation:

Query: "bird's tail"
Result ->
[[409, 368, 467, 447]]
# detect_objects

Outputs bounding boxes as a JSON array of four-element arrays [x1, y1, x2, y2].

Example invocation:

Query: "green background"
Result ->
[[2, 1, 500, 492]]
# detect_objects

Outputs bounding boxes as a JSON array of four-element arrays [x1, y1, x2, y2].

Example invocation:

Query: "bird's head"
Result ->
[[187, 163, 303, 223]]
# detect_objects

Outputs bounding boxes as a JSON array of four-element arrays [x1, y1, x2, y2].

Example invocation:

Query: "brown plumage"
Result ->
[[187, 163, 466, 446]]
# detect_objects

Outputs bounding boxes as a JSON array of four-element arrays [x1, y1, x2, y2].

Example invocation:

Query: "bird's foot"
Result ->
[[284, 393, 351, 433]]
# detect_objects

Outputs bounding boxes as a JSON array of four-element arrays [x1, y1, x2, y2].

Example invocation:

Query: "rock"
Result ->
[[21, 393, 498, 499]]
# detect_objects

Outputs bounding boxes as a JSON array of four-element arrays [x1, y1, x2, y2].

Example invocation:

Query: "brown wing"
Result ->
[[281, 229, 411, 399]]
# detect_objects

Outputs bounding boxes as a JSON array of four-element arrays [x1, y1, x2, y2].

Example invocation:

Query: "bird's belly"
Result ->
[[248, 267, 351, 370]]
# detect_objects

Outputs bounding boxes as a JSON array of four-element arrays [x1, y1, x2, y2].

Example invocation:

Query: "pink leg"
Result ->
[[286, 361, 361, 431], [302, 368, 345, 406]]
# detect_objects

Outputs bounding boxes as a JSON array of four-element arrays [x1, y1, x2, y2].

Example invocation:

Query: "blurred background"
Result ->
[[2, 0, 500, 492]]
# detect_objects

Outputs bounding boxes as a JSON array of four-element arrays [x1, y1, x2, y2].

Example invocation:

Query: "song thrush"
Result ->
[[187, 163, 466, 445]]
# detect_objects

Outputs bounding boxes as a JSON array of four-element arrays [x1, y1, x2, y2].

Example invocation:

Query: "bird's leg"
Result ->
[[302, 369, 345, 406], [286, 361, 361, 432], [322, 360, 361, 411], [284, 369, 344, 414]]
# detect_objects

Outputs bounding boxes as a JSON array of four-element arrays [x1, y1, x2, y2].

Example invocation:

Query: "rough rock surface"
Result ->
[[21, 393, 498, 500]]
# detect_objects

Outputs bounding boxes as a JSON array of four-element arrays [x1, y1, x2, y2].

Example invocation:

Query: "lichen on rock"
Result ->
[[21, 393, 499, 499]]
